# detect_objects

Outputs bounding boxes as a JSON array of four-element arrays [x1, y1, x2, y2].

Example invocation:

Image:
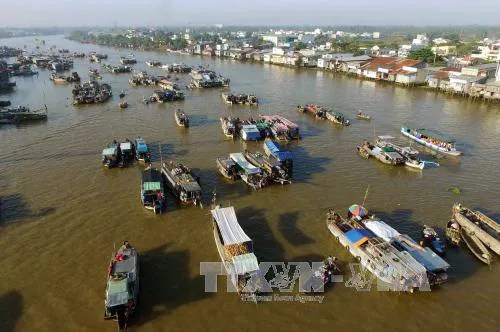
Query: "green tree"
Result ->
[[408, 47, 436, 63], [294, 42, 307, 51]]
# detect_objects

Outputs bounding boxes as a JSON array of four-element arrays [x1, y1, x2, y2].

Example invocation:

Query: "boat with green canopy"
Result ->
[[401, 126, 462, 156], [140, 166, 165, 213]]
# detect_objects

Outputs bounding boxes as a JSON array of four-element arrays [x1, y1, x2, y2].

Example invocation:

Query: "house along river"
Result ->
[[0, 35, 499, 331]]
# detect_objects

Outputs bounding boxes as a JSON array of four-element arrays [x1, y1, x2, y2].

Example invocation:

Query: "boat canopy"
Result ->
[[106, 279, 129, 307], [264, 140, 294, 161], [394, 235, 450, 272], [230, 153, 261, 175], [102, 147, 117, 156], [364, 220, 401, 242], [377, 135, 396, 140], [232, 253, 260, 275], [218, 157, 236, 168], [241, 125, 261, 140], [120, 142, 132, 151], [414, 128, 455, 143], [345, 229, 372, 247], [143, 181, 162, 192], [136, 139, 148, 153], [211, 207, 252, 246]]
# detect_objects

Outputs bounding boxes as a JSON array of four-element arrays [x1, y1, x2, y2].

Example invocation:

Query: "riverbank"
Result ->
[[67, 37, 500, 103]]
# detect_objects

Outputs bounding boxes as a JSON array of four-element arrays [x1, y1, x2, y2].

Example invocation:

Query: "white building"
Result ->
[[298, 34, 315, 44], [272, 47, 285, 55], [432, 38, 449, 45], [412, 34, 429, 48], [373, 32, 380, 39]]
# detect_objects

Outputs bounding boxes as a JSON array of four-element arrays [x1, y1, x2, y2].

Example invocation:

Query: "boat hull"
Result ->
[[401, 128, 462, 156]]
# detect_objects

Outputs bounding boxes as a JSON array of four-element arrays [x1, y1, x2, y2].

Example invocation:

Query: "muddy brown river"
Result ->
[[0, 35, 499, 331]]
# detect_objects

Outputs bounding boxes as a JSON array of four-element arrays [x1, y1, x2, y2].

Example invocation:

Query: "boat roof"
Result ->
[[264, 140, 294, 161], [412, 128, 455, 143], [120, 142, 132, 150], [143, 181, 162, 192], [378, 135, 395, 140], [328, 110, 346, 117], [232, 253, 259, 275], [217, 157, 236, 168], [211, 207, 252, 245], [395, 235, 450, 271], [102, 147, 117, 156], [241, 124, 260, 132], [142, 168, 162, 183], [136, 142, 148, 153], [230, 153, 260, 174], [364, 220, 401, 242], [106, 279, 129, 307]]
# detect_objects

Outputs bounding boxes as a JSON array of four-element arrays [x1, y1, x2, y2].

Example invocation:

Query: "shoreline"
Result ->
[[67, 38, 500, 104]]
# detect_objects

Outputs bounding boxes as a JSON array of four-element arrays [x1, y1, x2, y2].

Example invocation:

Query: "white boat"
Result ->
[[401, 127, 462, 156], [211, 206, 260, 301], [326, 209, 429, 292], [229, 153, 266, 189], [362, 218, 450, 286]]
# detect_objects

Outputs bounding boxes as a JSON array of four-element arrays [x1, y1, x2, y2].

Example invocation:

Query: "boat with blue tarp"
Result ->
[[326, 207, 430, 292], [361, 215, 450, 286], [240, 124, 261, 141], [263, 139, 294, 165], [134, 137, 150, 164]]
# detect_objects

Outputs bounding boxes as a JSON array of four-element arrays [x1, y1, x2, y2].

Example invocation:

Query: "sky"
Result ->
[[0, 0, 499, 27]]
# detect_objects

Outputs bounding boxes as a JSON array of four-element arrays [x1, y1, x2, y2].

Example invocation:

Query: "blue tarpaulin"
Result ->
[[136, 143, 148, 153], [345, 229, 372, 247]]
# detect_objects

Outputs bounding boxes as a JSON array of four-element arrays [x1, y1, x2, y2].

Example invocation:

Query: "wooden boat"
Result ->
[[357, 111, 371, 120], [216, 157, 240, 180], [401, 126, 462, 156], [119, 140, 135, 168], [421, 225, 446, 256], [104, 241, 139, 331], [362, 215, 449, 286], [357, 141, 405, 166], [376, 136, 427, 170], [448, 203, 500, 264], [296, 104, 327, 119], [263, 139, 294, 170], [325, 111, 350, 126], [230, 153, 267, 190], [326, 209, 429, 292], [306, 256, 342, 293], [220, 117, 236, 138], [50, 73, 69, 84], [102, 142, 120, 168], [0, 105, 47, 124], [221, 93, 258, 105], [461, 229, 492, 264], [175, 109, 189, 128], [244, 150, 291, 184], [260, 115, 300, 141], [211, 206, 260, 301], [161, 161, 201, 205], [134, 137, 150, 164], [140, 167, 166, 213]]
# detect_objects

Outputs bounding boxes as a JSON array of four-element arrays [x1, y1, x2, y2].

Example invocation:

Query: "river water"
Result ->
[[0, 35, 499, 331]]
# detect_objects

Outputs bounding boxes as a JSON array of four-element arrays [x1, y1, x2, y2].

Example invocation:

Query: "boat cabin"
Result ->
[[102, 146, 119, 168], [141, 168, 165, 213]]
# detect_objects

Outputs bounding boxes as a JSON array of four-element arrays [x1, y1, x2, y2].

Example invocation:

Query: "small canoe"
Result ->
[[357, 112, 371, 120], [461, 229, 492, 264]]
